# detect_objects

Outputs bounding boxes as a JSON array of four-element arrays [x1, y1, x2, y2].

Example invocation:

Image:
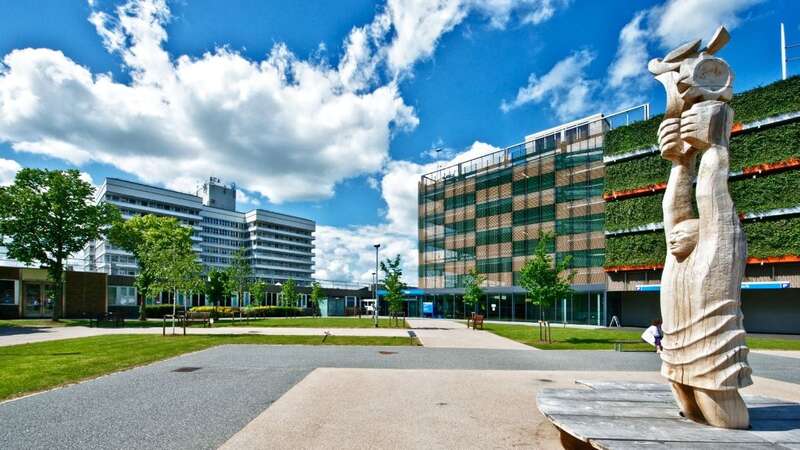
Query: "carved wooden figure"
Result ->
[[649, 26, 752, 429]]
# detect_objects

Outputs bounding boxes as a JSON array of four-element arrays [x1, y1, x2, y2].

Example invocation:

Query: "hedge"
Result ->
[[605, 76, 800, 156], [605, 216, 800, 267], [606, 170, 800, 231], [189, 305, 304, 318], [605, 122, 800, 194], [144, 304, 180, 318]]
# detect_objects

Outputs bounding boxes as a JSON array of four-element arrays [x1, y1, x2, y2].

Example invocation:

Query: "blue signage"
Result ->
[[636, 281, 790, 292], [422, 302, 433, 314]]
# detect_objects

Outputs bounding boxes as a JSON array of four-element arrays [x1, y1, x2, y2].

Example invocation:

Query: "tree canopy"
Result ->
[[0, 169, 119, 319], [281, 278, 298, 308], [249, 280, 267, 307], [225, 247, 252, 306], [462, 267, 485, 316], [518, 231, 574, 321]]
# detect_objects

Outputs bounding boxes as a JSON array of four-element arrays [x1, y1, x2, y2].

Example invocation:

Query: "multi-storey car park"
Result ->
[[414, 76, 800, 333]]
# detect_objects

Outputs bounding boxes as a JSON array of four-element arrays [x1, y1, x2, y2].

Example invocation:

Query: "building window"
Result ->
[[108, 286, 137, 306], [0, 280, 17, 305]]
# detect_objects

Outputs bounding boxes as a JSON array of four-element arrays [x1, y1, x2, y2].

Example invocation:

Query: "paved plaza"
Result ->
[[1, 343, 799, 449]]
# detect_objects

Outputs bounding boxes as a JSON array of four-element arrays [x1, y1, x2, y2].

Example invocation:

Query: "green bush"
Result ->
[[605, 122, 800, 194], [604, 76, 800, 156], [744, 217, 800, 258], [605, 232, 666, 268], [241, 306, 303, 317], [144, 304, 181, 318]]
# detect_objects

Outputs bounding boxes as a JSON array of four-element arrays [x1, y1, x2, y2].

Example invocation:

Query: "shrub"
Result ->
[[144, 304, 181, 318], [605, 115, 662, 156], [242, 306, 303, 317], [606, 194, 664, 232], [604, 153, 670, 194], [730, 170, 800, 214]]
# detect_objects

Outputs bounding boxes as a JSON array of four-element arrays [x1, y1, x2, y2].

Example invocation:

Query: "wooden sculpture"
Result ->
[[649, 26, 752, 429]]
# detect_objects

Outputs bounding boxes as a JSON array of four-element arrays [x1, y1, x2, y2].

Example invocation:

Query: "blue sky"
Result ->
[[0, 0, 797, 283]]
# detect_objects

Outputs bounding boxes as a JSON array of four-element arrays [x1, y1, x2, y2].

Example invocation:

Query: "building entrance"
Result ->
[[23, 283, 55, 318]]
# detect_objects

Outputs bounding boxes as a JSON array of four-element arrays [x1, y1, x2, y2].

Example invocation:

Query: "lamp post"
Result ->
[[373, 243, 380, 327]]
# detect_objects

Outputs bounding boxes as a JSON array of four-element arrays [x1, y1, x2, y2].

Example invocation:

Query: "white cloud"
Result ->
[[650, 0, 763, 50], [315, 141, 500, 284], [500, 49, 596, 119], [79, 171, 96, 189], [0, 158, 21, 186], [608, 12, 648, 89]]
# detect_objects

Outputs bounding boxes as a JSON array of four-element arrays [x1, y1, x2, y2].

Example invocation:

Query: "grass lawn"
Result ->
[[0, 333, 414, 401], [0, 317, 404, 329], [483, 323, 800, 351]]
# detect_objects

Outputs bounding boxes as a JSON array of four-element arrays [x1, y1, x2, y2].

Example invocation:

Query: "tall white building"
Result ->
[[84, 177, 315, 285]]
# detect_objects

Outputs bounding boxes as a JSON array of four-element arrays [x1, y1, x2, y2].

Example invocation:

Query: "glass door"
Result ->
[[23, 283, 54, 318]]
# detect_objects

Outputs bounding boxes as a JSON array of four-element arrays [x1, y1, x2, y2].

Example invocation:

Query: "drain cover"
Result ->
[[173, 367, 202, 373], [538, 378, 553, 383], [378, 351, 398, 355]]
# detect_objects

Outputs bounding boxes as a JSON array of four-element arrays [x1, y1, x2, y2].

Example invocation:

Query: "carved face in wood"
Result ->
[[668, 219, 699, 260]]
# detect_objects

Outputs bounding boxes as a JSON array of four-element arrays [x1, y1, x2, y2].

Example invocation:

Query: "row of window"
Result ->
[[555, 179, 604, 202], [555, 214, 605, 234], [203, 217, 246, 229], [512, 204, 556, 226], [554, 148, 603, 170], [511, 173, 555, 196], [444, 192, 475, 210], [253, 221, 313, 237], [475, 168, 513, 191], [476, 257, 512, 274], [476, 227, 512, 246], [107, 194, 199, 216]]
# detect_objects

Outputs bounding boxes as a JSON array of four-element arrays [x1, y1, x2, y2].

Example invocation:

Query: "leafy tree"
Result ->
[[204, 268, 229, 306], [225, 247, 252, 307], [461, 267, 486, 318], [0, 169, 119, 319], [249, 280, 267, 307], [309, 281, 323, 316], [518, 231, 574, 323], [109, 214, 186, 319], [280, 278, 298, 317], [145, 221, 202, 320], [380, 254, 406, 319]]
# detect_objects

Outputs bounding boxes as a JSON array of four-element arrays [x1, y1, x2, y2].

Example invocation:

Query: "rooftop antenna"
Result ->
[[781, 23, 800, 80]]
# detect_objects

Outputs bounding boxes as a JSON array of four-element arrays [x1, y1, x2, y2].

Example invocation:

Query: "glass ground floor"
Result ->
[[381, 289, 607, 326]]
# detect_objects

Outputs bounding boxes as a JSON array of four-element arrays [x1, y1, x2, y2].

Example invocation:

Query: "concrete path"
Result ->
[[0, 325, 410, 347], [2, 345, 798, 450], [407, 318, 535, 350]]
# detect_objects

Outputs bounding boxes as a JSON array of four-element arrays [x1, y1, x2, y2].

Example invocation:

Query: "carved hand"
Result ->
[[658, 118, 683, 161], [680, 100, 730, 151]]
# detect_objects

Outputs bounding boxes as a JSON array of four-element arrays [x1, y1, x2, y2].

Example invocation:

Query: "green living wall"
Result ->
[[606, 170, 800, 232], [604, 76, 800, 156], [605, 216, 800, 268], [605, 121, 800, 194]]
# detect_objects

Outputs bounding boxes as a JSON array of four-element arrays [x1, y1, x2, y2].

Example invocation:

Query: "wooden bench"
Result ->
[[184, 311, 211, 327], [471, 314, 484, 330], [611, 339, 643, 352]]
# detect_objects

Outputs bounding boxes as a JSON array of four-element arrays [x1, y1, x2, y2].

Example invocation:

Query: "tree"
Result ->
[[225, 247, 252, 307], [518, 231, 574, 324], [380, 254, 406, 320], [249, 280, 267, 307], [281, 278, 298, 317], [309, 281, 323, 317], [0, 169, 119, 320], [109, 214, 186, 319], [145, 221, 202, 324], [204, 268, 229, 307], [462, 267, 486, 318]]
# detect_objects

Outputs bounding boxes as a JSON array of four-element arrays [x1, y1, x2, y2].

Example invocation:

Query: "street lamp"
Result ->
[[373, 243, 380, 327]]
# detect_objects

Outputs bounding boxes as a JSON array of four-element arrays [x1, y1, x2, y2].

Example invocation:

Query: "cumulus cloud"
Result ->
[[503, 0, 761, 120], [314, 141, 500, 284], [650, 0, 763, 50], [0, 158, 21, 186], [500, 49, 596, 119]]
